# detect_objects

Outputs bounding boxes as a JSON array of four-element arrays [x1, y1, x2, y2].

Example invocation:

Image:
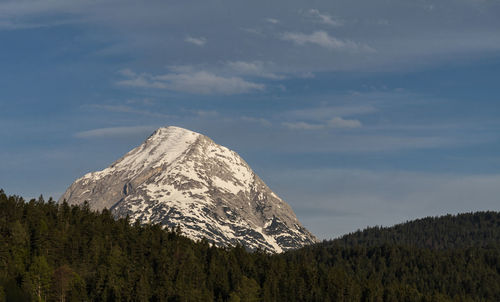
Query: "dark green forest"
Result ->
[[1, 189, 499, 301]]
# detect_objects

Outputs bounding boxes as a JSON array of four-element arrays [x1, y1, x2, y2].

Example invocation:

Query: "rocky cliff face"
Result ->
[[60, 126, 317, 252]]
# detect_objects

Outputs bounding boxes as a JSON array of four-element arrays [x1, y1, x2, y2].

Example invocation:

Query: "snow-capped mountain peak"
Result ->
[[60, 126, 318, 252]]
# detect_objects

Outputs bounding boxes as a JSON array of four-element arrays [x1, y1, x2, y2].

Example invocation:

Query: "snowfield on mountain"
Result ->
[[60, 126, 317, 252]]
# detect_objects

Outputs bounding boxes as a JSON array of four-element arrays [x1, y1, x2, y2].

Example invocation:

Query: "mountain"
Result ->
[[59, 126, 317, 252]]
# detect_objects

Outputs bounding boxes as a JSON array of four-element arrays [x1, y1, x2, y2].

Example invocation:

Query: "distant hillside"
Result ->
[[328, 212, 500, 249], [1, 189, 499, 301]]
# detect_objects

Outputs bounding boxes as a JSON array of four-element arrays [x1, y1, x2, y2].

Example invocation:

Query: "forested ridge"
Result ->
[[331, 212, 500, 250], [1, 189, 499, 301]]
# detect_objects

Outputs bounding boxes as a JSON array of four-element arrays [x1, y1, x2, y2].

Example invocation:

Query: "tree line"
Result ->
[[0, 189, 499, 301]]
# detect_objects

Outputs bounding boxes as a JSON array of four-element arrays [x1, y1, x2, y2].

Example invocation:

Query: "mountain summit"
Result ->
[[60, 126, 317, 252]]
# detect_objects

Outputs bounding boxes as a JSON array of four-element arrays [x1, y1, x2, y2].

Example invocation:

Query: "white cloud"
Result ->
[[85, 104, 169, 118], [298, 72, 315, 78], [116, 67, 265, 95], [0, 0, 84, 29], [195, 110, 219, 117], [0, 0, 78, 15], [307, 9, 343, 26], [334, 135, 456, 152], [156, 71, 265, 94], [0, 20, 47, 30], [285, 105, 377, 119], [2, 0, 500, 73], [116, 72, 167, 89], [281, 105, 369, 131], [74, 126, 155, 138], [266, 18, 279, 24], [184, 36, 206, 46], [282, 121, 325, 130], [241, 27, 263, 36], [118, 68, 136, 77], [282, 31, 373, 52], [328, 117, 362, 128], [241, 116, 272, 126], [125, 98, 155, 106], [282, 117, 362, 130], [226, 61, 284, 79], [241, 130, 459, 152]]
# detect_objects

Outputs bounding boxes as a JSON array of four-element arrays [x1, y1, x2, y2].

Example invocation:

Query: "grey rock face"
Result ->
[[59, 126, 317, 252]]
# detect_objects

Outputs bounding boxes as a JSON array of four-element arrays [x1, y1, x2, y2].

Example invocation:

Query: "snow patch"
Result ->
[[212, 176, 243, 194]]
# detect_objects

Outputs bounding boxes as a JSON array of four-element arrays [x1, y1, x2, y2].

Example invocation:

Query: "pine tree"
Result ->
[[26, 255, 52, 301], [52, 265, 75, 302]]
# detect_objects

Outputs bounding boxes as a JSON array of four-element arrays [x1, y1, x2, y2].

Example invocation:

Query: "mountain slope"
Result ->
[[59, 126, 317, 252]]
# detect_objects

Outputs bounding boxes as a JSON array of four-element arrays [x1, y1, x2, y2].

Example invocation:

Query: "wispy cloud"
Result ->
[[241, 116, 272, 127], [125, 98, 155, 106], [280, 105, 372, 130], [0, 20, 50, 30], [226, 61, 284, 79], [0, 12, 78, 30], [241, 27, 263, 36], [184, 36, 206, 46], [328, 117, 362, 128], [116, 67, 265, 95], [195, 110, 219, 117], [2, 0, 499, 73], [282, 31, 373, 52], [283, 117, 362, 130], [298, 72, 315, 79], [0, 0, 82, 30], [307, 9, 343, 26], [74, 126, 155, 138], [116, 69, 166, 89], [86, 104, 169, 118], [285, 105, 377, 119], [282, 121, 324, 130]]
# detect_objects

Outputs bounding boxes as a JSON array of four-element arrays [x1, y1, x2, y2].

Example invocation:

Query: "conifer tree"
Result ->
[[26, 255, 52, 301]]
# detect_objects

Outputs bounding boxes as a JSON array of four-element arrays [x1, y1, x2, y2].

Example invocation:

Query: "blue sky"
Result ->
[[1, 0, 500, 239]]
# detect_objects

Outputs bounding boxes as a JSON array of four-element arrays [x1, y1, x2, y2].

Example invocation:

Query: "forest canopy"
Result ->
[[0, 189, 499, 301]]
